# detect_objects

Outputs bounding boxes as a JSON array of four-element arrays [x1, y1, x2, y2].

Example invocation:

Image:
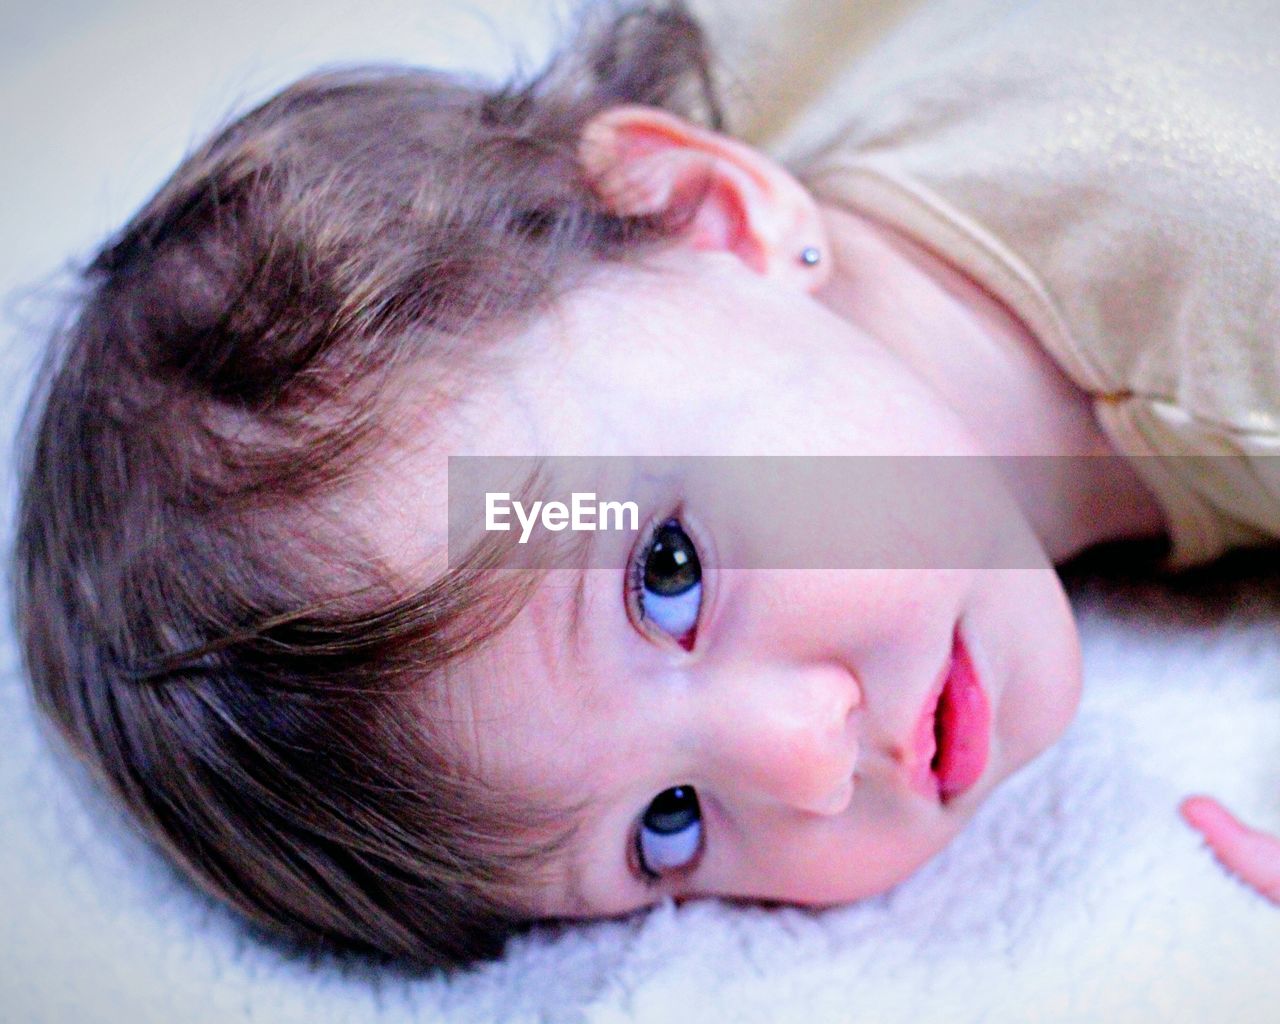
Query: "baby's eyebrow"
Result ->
[[558, 847, 597, 918], [513, 788, 599, 920], [560, 524, 599, 664], [569, 562, 589, 655], [549, 786, 643, 920]]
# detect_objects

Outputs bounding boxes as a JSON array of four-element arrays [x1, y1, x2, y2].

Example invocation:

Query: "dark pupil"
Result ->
[[644, 520, 701, 597], [644, 786, 699, 835]]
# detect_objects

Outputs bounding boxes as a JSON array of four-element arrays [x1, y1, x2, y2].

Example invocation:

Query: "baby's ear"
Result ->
[[578, 105, 830, 290]]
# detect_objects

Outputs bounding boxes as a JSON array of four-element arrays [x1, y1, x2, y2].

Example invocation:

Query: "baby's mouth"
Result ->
[[911, 628, 991, 803]]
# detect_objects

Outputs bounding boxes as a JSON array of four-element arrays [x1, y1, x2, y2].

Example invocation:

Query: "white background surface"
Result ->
[[2, 2, 1279, 1022]]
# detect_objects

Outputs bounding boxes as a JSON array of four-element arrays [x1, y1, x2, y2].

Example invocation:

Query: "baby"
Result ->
[[11, 0, 1280, 969]]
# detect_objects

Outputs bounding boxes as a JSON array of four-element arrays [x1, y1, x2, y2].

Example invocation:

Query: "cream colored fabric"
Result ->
[[739, 0, 1280, 568], [689, 0, 927, 143]]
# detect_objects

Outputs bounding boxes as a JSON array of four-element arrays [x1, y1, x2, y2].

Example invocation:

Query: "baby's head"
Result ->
[[12, 0, 1082, 969]]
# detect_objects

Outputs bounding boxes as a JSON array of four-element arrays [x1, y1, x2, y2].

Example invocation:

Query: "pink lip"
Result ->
[[910, 628, 990, 803]]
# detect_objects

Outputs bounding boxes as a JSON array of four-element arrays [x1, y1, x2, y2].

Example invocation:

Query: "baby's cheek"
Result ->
[[969, 566, 1080, 768], [806, 800, 960, 904]]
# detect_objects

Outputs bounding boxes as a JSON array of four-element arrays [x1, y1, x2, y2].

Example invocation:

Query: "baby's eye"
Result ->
[[629, 517, 703, 649], [636, 785, 703, 879]]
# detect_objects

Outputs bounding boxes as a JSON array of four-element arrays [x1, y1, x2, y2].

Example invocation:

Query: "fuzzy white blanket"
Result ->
[[3, 2, 1278, 1021]]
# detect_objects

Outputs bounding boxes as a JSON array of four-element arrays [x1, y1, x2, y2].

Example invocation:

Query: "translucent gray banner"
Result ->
[[446, 454, 1222, 570]]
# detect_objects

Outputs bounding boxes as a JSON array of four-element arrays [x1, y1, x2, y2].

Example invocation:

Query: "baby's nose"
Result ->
[[709, 660, 861, 815]]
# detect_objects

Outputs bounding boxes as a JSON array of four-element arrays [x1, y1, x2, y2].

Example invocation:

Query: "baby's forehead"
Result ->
[[433, 571, 604, 788], [341, 371, 542, 569]]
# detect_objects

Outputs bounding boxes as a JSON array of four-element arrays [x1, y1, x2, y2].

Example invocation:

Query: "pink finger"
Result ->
[[1180, 795, 1280, 903], [1180, 795, 1244, 838]]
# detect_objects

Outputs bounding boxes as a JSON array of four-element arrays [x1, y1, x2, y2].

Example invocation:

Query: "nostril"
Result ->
[[849, 677, 864, 714], [844, 663, 865, 714], [842, 670, 864, 727]]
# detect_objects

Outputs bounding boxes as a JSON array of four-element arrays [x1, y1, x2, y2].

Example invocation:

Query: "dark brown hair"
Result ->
[[11, 0, 724, 968]]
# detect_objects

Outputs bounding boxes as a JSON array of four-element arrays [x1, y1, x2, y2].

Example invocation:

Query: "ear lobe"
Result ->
[[579, 105, 830, 288]]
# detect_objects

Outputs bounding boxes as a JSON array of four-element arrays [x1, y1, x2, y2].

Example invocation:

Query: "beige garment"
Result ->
[[710, 0, 1280, 568], [689, 0, 927, 143]]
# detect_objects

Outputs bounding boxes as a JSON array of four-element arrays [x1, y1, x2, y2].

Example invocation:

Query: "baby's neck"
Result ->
[[814, 204, 1166, 562]]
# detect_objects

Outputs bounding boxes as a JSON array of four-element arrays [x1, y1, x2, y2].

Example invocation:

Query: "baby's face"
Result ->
[[376, 250, 1082, 919]]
